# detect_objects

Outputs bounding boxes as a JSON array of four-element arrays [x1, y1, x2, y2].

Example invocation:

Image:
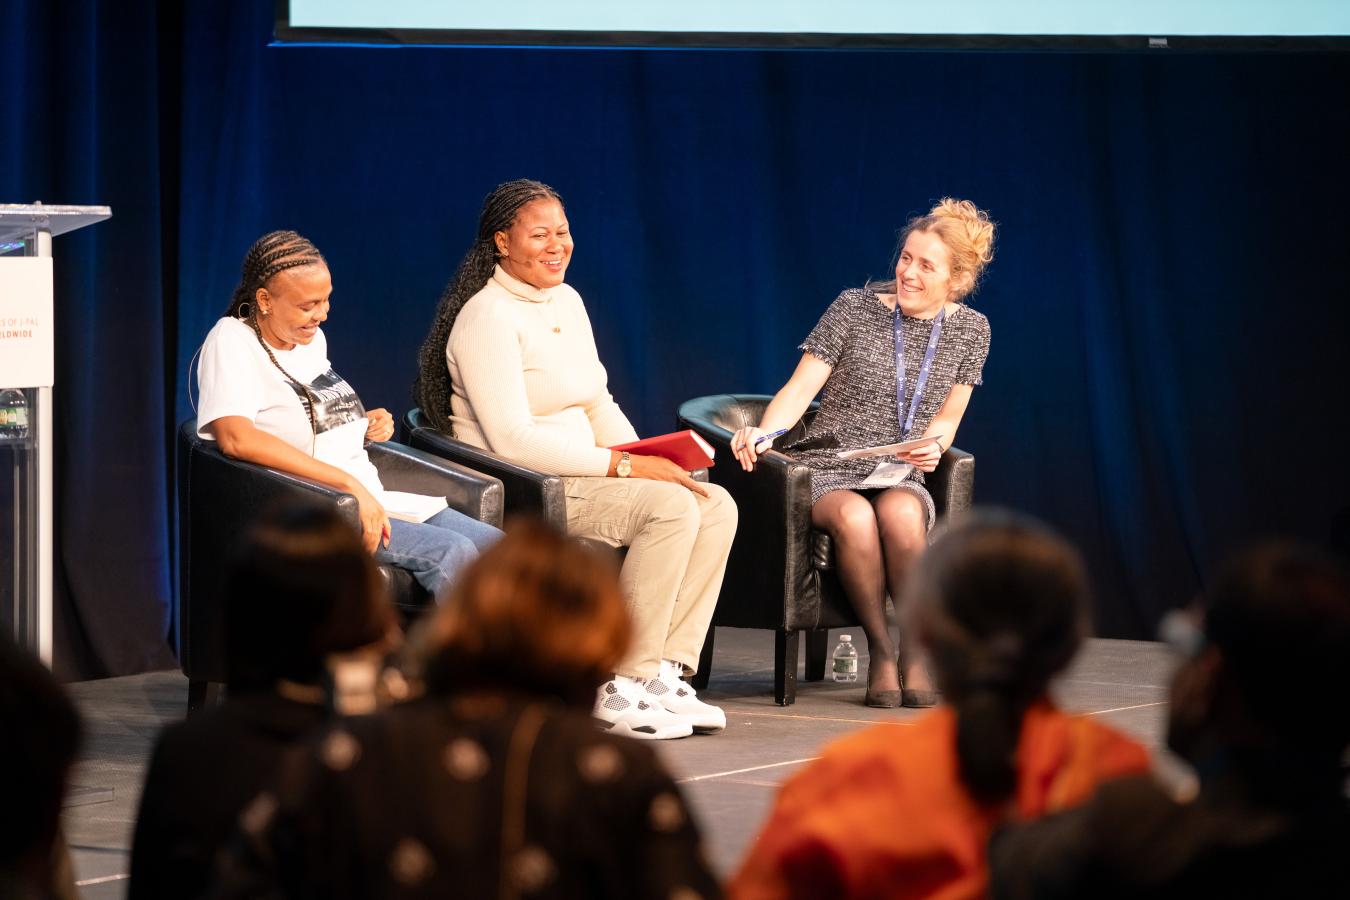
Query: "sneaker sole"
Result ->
[[595, 718, 693, 741], [658, 706, 726, 733]]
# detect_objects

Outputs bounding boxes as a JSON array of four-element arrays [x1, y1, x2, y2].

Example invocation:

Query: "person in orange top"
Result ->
[[729, 510, 1150, 900]]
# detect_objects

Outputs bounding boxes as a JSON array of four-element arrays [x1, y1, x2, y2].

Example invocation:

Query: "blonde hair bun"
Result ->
[[929, 197, 996, 265]]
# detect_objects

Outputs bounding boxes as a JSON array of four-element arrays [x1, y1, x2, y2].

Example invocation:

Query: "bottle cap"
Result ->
[[839, 634, 852, 642]]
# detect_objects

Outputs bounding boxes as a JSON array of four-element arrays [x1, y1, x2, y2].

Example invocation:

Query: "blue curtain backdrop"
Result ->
[[3, 1, 178, 677], [7, 1, 1349, 676]]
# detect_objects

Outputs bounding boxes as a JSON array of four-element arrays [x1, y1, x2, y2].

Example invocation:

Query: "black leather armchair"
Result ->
[[176, 419, 504, 714], [677, 394, 975, 705]]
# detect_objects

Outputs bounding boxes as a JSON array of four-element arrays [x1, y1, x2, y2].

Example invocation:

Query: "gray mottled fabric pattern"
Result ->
[[790, 287, 991, 517]]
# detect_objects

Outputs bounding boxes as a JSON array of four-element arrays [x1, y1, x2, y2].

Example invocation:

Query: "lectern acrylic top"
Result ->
[[0, 203, 112, 247]]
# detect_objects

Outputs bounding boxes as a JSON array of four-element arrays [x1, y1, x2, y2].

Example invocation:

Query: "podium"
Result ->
[[1, 204, 112, 664]]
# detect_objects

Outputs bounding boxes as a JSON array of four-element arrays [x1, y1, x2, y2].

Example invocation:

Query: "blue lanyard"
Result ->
[[893, 305, 946, 439]]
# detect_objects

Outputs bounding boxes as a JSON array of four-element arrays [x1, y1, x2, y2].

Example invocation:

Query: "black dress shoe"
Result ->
[[864, 688, 901, 708], [898, 652, 939, 708], [863, 661, 901, 708], [901, 688, 938, 708]]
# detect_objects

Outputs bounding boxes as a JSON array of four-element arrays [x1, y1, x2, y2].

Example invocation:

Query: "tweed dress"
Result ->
[[789, 287, 991, 528]]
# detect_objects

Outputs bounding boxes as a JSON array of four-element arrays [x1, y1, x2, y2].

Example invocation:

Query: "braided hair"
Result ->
[[414, 180, 563, 428], [902, 510, 1089, 805], [225, 230, 328, 444]]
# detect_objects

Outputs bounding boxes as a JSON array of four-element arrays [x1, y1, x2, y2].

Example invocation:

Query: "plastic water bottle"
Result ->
[[0, 389, 29, 441], [831, 634, 859, 683]]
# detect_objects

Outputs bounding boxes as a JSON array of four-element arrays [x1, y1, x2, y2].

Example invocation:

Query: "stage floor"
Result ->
[[61, 629, 1177, 898]]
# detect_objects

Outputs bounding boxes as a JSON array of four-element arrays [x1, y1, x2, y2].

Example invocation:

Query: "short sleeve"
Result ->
[[954, 313, 991, 386], [196, 318, 268, 434], [798, 290, 862, 368]]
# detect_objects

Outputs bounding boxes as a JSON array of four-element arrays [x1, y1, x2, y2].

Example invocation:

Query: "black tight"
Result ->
[[812, 488, 930, 693]]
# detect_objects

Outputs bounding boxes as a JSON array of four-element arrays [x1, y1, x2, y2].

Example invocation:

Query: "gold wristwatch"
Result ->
[[616, 451, 632, 478]]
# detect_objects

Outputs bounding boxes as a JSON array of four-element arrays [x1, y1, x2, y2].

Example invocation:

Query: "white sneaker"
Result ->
[[644, 660, 726, 733], [594, 677, 693, 741]]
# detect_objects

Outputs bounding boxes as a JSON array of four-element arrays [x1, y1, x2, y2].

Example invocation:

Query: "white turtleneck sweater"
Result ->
[[446, 265, 639, 476]]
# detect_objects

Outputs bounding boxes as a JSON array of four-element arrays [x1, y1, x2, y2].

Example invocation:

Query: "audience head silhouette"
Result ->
[[0, 633, 81, 891], [411, 517, 630, 708], [1169, 541, 1350, 794], [903, 509, 1089, 803], [225, 500, 395, 693]]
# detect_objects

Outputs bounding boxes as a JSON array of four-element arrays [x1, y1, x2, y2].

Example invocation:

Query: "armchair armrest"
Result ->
[[406, 424, 568, 528], [679, 419, 813, 538], [679, 416, 817, 628], [367, 441, 504, 528], [926, 446, 974, 518], [181, 434, 363, 533]]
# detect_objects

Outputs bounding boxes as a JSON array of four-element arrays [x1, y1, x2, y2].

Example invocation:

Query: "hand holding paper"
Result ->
[[897, 438, 943, 473], [835, 434, 944, 460]]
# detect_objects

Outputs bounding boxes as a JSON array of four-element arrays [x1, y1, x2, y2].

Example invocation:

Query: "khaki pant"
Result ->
[[562, 477, 737, 679]]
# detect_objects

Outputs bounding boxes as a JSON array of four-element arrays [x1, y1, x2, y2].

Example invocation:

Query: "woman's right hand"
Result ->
[[731, 426, 771, 472], [351, 483, 392, 554], [628, 453, 709, 497]]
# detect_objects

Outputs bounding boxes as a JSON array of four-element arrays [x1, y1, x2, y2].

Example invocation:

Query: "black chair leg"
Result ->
[[774, 629, 799, 706], [187, 679, 223, 717], [691, 625, 715, 690], [804, 629, 828, 682]]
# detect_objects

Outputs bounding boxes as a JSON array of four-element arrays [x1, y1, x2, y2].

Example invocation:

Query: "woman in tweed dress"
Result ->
[[731, 199, 994, 708]]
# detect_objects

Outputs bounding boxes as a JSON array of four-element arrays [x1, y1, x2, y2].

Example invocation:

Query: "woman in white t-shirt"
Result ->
[[197, 230, 500, 598]]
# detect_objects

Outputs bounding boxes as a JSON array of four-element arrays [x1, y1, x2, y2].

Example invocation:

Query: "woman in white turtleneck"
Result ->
[[415, 179, 737, 742]]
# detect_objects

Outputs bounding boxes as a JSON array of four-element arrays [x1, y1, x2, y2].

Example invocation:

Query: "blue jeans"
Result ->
[[375, 507, 501, 600]]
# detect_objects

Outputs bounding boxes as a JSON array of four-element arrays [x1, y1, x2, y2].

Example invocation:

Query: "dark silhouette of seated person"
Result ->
[[129, 502, 395, 899], [0, 633, 81, 900], [990, 541, 1350, 899]]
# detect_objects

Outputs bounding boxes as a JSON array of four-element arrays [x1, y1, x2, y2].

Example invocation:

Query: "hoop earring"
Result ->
[[236, 302, 252, 320]]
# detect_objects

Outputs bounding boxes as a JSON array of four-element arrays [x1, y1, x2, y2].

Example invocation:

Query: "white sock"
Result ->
[[660, 659, 684, 678]]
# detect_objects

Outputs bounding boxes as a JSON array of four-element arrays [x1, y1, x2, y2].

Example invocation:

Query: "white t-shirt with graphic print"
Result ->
[[196, 316, 385, 499]]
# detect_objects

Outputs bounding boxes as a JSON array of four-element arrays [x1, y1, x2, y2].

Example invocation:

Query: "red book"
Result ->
[[610, 430, 716, 471]]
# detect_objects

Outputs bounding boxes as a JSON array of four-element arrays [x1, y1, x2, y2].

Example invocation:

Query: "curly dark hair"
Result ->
[[414, 179, 563, 429], [412, 517, 630, 709]]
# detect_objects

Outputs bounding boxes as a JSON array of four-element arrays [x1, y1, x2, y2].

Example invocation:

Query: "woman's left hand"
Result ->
[[365, 408, 396, 443], [897, 440, 943, 473]]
